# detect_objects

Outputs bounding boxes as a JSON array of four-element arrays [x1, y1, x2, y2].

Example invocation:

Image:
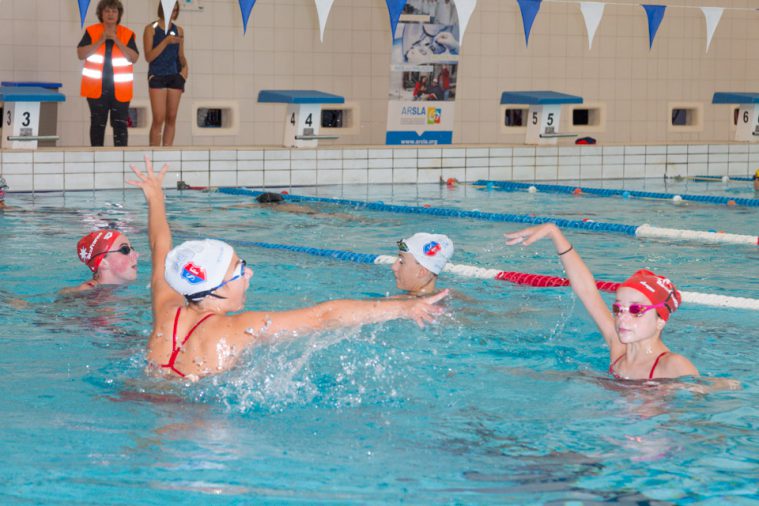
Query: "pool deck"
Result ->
[[1, 143, 758, 192]]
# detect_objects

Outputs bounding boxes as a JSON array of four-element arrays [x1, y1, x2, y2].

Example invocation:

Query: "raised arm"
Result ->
[[127, 157, 183, 315], [231, 290, 450, 345], [505, 224, 622, 357]]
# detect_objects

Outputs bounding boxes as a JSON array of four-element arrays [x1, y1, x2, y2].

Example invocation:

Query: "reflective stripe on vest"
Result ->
[[80, 24, 135, 102]]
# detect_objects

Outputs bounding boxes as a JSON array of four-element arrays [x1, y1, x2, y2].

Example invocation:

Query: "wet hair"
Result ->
[[256, 192, 285, 204], [96, 0, 124, 24], [158, 1, 180, 20]]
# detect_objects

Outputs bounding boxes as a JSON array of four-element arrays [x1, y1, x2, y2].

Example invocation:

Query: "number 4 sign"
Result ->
[[2, 101, 41, 149], [283, 103, 321, 148]]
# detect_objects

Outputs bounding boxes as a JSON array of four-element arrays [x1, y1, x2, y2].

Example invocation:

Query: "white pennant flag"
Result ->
[[314, 0, 335, 43], [453, 0, 477, 46], [579, 2, 604, 50], [701, 7, 723, 53], [161, 0, 178, 23]]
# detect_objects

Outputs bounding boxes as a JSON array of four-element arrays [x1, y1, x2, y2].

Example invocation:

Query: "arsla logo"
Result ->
[[181, 262, 206, 284], [427, 108, 441, 125], [423, 241, 441, 256]]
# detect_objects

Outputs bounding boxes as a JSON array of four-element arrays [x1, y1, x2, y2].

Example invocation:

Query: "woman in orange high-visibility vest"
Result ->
[[77, 0, 139, 147]]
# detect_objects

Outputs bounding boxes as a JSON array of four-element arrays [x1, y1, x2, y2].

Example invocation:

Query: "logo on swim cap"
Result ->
[[423, 241, 441, 256], [181, 262, 206, 284]]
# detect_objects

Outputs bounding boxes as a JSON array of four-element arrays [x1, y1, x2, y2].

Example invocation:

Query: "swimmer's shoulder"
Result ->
[[656, 352, 699, 379], [58, 280, 99, 296]]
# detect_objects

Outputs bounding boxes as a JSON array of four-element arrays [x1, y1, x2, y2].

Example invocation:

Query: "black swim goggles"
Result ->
[[91, 244, 136, 259], [397, 240, 409, 252], [185, 260, 247, 302]]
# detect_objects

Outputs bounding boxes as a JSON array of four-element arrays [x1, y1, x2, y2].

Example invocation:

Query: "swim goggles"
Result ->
[[397, 240, 409, 252], [91, 244, 136, 259], [186, 260, 247, 302], [611, 301, 665, 318]]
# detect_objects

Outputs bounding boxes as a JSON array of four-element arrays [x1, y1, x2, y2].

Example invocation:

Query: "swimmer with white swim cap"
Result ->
[[128, 157, 449, 381], [60, 227, 140, 295], [393, 233, 454, 297]]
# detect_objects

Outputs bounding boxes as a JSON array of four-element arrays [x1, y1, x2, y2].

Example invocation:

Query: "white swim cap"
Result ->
[[165, 239, 234, 300], [399, 233, 454, 275]]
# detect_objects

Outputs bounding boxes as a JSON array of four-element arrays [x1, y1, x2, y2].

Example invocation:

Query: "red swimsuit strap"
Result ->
[[609, 354, 625, 377], [161, 307, 214, 378], [649, 351, 669, 380]]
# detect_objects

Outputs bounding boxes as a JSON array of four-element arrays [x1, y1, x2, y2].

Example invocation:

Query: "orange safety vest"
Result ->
[[80, 24, 135, 102]]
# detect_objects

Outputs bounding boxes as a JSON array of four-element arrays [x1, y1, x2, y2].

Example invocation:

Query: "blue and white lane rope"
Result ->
[[691, 175, 755, 182], [218, 188, 759, 246], [474, 179, 759, 208], [222, 239, 759, 311]]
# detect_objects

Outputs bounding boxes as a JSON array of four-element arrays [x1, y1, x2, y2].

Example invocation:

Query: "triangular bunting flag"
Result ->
[[78, 0, 91, 27], [386, 0, 408, 37], [642, 4, 666, 49], [239, 0, 256, 34], [579, 2, 604, 50], [161, 0, 178, 23], [453, 0, 477, 46], [701, 7, 723, 53], [314, 0, 335, 43], [517, 0, 542, 47]]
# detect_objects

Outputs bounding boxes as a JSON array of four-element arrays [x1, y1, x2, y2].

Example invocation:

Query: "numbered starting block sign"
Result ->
[[712, 92, 759, 142], [0, 85, 65, 149], [501, 91, 583, 145], [258, 90, 344, 148]]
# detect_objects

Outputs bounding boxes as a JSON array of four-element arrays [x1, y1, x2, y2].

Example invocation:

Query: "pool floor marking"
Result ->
[[475, 180, 759, 208], [217, 240, 759, 311], [218, 188, 759, 247]]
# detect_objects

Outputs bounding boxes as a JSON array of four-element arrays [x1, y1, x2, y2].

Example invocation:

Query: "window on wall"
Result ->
[[197, 108, 223, 128], [504, 108, 527, 127], [667, 103, 703, 132], [671, 108, 692, 126]]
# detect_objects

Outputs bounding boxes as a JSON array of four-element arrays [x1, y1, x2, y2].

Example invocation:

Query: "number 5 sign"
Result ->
[[2, 101, 41, 149], [525, 105, 562, 145]]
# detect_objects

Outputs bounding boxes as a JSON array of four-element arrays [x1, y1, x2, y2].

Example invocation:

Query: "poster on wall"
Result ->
[[386, 0, 460, 145]]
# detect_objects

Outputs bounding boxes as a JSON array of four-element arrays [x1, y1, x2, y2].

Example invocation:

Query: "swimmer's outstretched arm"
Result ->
[[127, 157, 184, 315], [505, 223, 623, 359], [230, 290, 450, 343]]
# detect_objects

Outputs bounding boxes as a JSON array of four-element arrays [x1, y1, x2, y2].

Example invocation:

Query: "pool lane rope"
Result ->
[[227, 239, 759, 311], [474, 179, 759, 208], [218, 188, 759, 247]]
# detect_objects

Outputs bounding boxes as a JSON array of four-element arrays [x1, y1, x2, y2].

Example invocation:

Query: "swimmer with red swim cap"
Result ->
[[128, 156, 448, 381], [505, 223, 699, 380], [59, 227, 140, 295]]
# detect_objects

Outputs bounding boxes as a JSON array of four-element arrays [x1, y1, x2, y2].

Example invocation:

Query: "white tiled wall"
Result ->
[[3, 143, 759, 192]]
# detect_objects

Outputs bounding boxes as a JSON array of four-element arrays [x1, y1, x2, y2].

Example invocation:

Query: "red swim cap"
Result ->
[[77, 230, 121, 273], [619, 269, 681, 321]]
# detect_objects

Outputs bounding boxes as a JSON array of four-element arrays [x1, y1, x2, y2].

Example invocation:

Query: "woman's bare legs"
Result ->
[[148, 87, 167, 146], [162, 88, 183, 146]]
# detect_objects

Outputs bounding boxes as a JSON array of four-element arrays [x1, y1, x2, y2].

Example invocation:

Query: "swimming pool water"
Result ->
[[1, 180, 757, 504]]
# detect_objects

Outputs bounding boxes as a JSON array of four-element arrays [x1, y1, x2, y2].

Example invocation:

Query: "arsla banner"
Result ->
[[386, 0, 460, 145]]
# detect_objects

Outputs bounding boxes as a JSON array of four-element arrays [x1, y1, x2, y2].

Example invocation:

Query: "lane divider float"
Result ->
[[217, 188, 759, 246], [225, 239, 759, 311]]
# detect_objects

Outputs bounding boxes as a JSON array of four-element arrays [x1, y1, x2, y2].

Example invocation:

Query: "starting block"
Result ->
[[258, 90, 344, 148], [712, 92, 759, 142], [1, 83, 66, 149], [501, 91, 583, 145]]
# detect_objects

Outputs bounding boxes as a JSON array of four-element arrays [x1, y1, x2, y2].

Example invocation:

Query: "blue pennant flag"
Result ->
[[78, 0, 91, 27], [642, 4, 666, 49], [239, 0, 256, 34], [386, 0, 408, 37], [517, 0, 542, 47]]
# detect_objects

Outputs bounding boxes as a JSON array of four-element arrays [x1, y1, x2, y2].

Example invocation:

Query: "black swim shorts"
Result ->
[[148, 74, 186, 91]]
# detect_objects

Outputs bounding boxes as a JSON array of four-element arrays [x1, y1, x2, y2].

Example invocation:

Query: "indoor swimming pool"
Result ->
[[0, 179, 756, 504]]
